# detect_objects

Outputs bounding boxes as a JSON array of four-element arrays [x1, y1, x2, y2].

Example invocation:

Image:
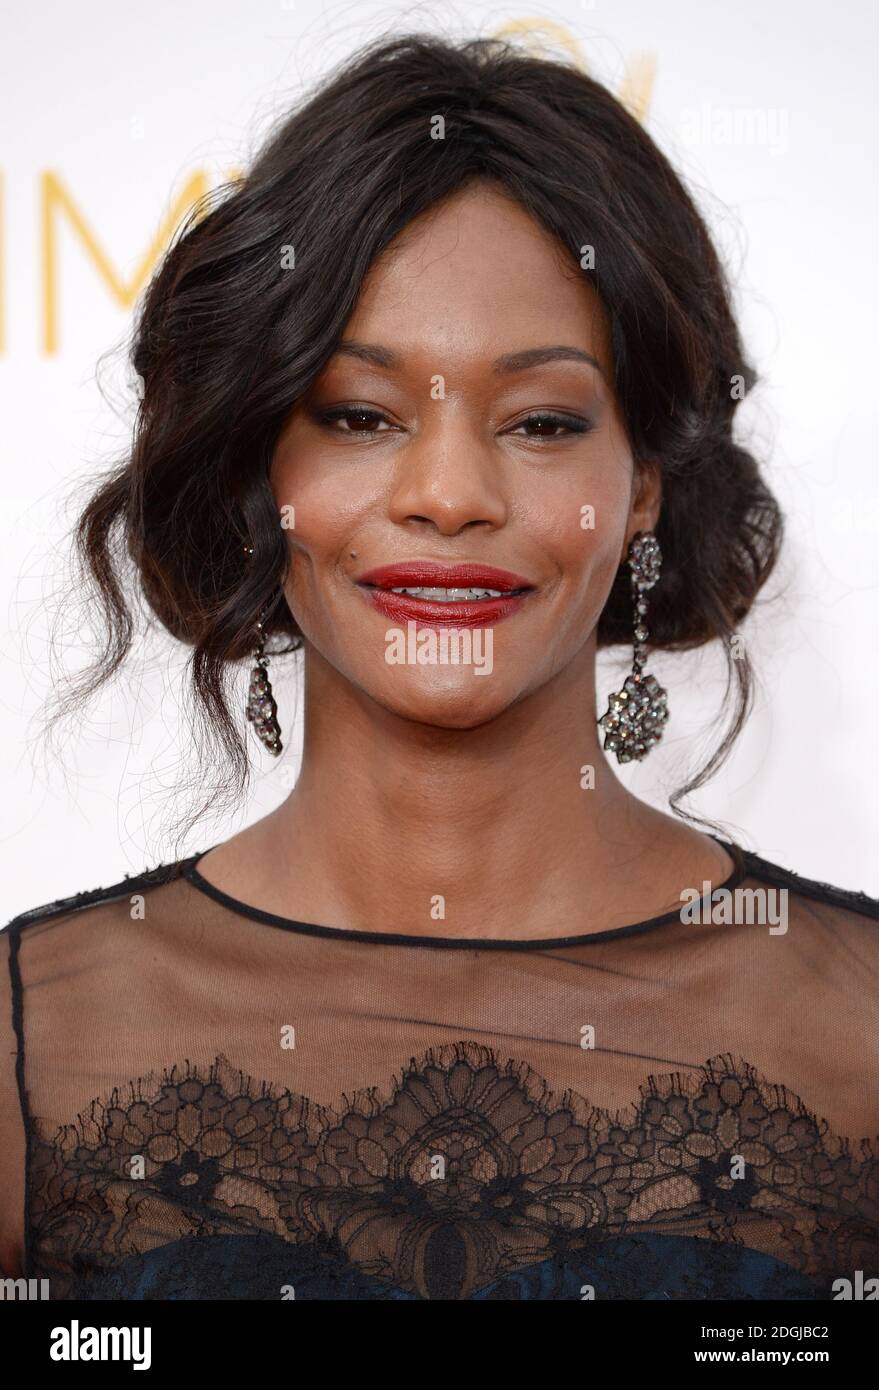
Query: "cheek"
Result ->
[[520, 466, 631, 592], [271, 452, 372, 572]]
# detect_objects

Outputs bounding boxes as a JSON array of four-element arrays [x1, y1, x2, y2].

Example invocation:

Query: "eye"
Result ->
[[316, 405, 395, 435], [508, 412, 595, 439]]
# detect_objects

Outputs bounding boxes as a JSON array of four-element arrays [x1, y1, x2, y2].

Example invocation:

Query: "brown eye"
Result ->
[[511, 412, 594, 438], [317, 406, 391, 434]]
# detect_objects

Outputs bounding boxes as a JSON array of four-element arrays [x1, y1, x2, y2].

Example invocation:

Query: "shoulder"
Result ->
[[730, 844, 879, 1000], [1, 855, 199, 941], [1, 857, 204, 1007], [0, 855, 205, 1083], [723, 846, 879, 1139], [0, 855, 194, 1280], [737, 844, 879, 922]]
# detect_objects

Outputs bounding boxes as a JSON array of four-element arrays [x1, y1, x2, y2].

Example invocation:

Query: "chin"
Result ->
[[372, 680, 515, 730]]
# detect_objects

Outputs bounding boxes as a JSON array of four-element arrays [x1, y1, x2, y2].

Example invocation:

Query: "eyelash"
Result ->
[[315, 406, 595, 440]]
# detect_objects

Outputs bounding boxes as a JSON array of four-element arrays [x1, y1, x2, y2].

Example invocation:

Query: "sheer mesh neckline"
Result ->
[[181, 834, 747, 950], [10, 833, 878, 1301]]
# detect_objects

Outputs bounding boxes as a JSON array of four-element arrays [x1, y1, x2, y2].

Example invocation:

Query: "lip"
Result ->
[[354, 561, 535, 630], [356, 562, 534, 591]]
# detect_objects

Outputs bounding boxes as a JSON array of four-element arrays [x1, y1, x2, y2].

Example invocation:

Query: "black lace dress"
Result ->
[[1, 837, 877, 1301]]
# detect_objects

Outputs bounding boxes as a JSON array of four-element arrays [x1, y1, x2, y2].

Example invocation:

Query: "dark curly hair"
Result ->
[[47, 31, 782, 847]]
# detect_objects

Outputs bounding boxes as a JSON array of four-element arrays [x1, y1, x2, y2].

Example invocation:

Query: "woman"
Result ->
[[1, 33, 876, 1301]]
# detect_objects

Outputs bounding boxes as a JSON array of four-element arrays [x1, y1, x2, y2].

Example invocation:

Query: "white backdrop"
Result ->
[[1, 0, 877, 916]]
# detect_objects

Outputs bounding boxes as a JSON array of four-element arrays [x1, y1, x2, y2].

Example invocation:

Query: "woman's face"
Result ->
[[271, 180, 660, 727]]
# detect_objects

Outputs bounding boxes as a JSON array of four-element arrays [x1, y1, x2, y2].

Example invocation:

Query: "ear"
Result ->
[[626, 458, 662, 545]]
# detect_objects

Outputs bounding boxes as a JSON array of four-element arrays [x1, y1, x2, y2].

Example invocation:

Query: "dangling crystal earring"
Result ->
[[245, 606, 283, 756], [241, 542, 283, 756], [598, 530, 669, 763]]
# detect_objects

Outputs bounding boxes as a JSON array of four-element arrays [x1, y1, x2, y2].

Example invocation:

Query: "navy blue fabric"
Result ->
[[68, 1231, 820, 1301]]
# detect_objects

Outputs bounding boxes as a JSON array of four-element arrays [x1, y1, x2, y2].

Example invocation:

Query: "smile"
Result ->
[[354, 563, 536, 629], [386, 586, 522, 601]]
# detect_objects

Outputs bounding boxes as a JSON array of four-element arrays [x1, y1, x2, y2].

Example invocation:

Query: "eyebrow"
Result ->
[[334, 341, 604, 377]]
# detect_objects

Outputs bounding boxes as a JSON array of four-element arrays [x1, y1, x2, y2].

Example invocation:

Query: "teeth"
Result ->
[[388, 586, 508, 600]]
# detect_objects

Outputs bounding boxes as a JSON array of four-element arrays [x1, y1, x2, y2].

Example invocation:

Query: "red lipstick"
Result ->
[[355, 561, 535, 629]]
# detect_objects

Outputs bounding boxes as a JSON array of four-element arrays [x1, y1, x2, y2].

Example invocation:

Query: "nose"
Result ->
[[386, 412, 509, 537]]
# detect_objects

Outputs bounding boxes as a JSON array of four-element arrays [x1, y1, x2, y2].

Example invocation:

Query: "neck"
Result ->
[[250, 642, 692, 937]]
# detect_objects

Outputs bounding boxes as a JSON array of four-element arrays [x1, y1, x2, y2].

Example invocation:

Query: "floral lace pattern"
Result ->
[[29, 1044, 879, 1300]]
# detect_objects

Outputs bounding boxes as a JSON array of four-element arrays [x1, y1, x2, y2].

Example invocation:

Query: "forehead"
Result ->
[[338, 182, 614, 378]]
